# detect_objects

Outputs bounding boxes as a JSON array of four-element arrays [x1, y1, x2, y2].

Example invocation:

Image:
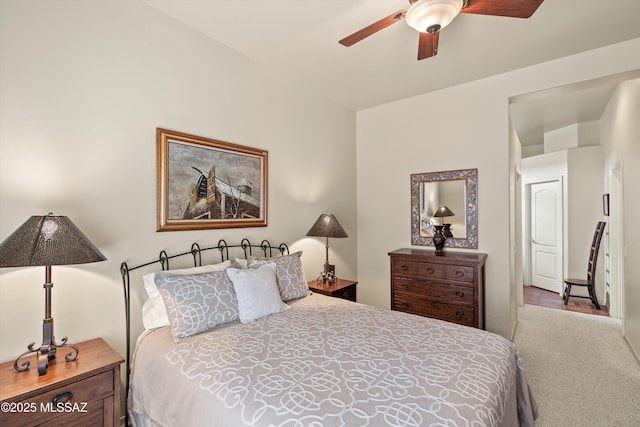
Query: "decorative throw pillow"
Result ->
[[226, 263, 290, 324], [234, 258, 249, 269], [154, 270, 239, 341], [247, 251, 309, 301], [141, 260, 232, 330]]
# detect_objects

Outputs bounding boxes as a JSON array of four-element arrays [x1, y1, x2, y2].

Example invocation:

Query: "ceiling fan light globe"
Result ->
[[405, 0, 463, 33]]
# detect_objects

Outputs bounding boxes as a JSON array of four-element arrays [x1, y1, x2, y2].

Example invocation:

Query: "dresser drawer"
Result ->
[[5, 371, 113, 427], [392, 294, 475, 327], [392, 278, 473, 305], [445, 265, 475, 283], [392, 260, 444, 280]]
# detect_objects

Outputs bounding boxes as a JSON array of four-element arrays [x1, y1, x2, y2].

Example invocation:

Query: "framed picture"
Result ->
[[603, 193, 609, 216], [156, 128, 267, 231]]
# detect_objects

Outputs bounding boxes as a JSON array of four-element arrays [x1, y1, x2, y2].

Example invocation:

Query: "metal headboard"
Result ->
[[119, 238, 289, 426]]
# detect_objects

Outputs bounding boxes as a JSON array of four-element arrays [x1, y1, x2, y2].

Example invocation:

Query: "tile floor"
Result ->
[[523, 285, 610, 316]]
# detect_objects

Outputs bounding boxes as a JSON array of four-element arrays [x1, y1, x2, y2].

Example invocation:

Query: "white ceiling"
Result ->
[[143, 0, 640, 144]]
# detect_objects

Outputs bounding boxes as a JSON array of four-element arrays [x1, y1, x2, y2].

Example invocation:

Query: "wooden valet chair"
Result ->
[[563, 221, 606, 309]]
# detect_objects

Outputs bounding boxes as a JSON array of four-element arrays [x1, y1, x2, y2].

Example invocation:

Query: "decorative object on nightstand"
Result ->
[[308, 278, 357, 302], [0, 213, 106, 375], [306, 213, 348, 284]]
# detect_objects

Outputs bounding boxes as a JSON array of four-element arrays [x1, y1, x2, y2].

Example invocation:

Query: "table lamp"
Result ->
[[433, 205, 455, 237], [306, 213, 348, 283], [0, 213, 106, 375]]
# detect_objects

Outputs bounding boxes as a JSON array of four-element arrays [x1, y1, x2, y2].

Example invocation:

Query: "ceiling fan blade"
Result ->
[[418, 31, 439, 60], [460, 0, 544, 18], [339, 10, 406, 47]]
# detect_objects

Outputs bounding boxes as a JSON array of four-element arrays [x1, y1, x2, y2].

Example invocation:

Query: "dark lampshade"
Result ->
[[306, 213, 348, 282], [433, 205, 455, 218], [306, 214, 348, 239], [0, 214, 107, 267], [0, 213, 106, 375]]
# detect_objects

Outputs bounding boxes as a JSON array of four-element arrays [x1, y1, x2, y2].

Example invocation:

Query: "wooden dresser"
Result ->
[[0, 338, 124, 427], [389, 248, 487, 329]]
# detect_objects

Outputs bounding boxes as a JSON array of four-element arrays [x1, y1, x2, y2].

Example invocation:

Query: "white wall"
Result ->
[[357, 38, 640, 338], [0, 0, 357, 386], [566, 146, 604, 286], [601, 78, 640, 360]]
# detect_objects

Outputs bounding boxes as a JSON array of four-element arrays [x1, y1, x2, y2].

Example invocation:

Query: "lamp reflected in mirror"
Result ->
[[433, 205, 455, 237]]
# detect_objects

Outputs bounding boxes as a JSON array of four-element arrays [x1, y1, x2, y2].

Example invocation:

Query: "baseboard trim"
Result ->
[[623, 333, 640, 368]]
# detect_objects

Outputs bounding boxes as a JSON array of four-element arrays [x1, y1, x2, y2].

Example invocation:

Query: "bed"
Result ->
[[120, 239, 537, 427]]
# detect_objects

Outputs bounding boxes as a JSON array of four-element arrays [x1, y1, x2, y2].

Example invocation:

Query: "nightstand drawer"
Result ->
[[392, 261, 444, 280], [392, 278, 473, 305], [4, 370, 113, 427], [335, 284, 356, 301]]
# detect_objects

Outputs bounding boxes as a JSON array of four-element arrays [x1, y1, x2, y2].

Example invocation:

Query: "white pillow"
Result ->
[[226, 263, 289, 324], [142, 260, 232, 330]]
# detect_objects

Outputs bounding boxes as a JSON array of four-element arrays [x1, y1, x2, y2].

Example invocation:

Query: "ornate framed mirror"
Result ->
[[410, 168, 478, 249]]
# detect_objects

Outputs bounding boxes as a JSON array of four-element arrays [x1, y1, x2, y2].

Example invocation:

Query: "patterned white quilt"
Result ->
[[130, 293, 536, 426]]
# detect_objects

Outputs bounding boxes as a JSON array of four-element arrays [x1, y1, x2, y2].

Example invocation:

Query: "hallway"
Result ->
[[523, 285, 610, 317]]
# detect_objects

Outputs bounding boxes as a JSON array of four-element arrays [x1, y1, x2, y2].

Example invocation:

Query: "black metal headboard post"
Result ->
[[119, 239, 288, 426]]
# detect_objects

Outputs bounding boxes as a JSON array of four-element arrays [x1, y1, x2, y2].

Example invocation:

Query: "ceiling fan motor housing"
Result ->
[[405, 0, 464, 33]]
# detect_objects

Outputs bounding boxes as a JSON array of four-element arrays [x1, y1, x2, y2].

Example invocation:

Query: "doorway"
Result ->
[[526, 178, 563, 294]]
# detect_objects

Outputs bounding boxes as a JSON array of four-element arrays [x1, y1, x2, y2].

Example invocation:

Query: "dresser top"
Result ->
[[389, 248, 487, 263]]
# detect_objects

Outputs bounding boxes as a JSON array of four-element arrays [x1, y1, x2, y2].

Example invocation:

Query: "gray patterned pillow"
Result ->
[[247, 251, 308, 301], [155, 270, 239, 341]]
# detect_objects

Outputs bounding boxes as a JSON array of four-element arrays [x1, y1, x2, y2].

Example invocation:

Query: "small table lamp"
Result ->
[[306, 213, 348, 283], [0, 213, 106, 375], [433, 205, 455, 237]]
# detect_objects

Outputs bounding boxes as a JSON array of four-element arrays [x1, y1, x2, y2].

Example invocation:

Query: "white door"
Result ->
[[530, 180, 563, 293]]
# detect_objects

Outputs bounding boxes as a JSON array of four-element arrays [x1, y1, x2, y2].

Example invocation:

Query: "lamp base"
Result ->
[[323, 263, 335, 275], [433, 225, 446, 255], [14, 319, 79, 375]]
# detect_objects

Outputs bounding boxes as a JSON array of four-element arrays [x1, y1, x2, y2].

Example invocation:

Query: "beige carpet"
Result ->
[[514, 305, 640, 426]]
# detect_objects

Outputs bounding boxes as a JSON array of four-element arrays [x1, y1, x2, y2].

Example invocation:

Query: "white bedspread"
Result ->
[[130, 293, 536, 426]]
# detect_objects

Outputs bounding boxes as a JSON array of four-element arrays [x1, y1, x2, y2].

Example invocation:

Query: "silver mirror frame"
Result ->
[[410, 168, 478, 249]]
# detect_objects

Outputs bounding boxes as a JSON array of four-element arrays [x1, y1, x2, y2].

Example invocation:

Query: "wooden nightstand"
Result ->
[[308, 278, 357, 302], [0, 338, 124, 427]]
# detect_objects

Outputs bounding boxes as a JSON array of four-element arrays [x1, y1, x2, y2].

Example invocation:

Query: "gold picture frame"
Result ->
[[156, 128, 267, 231]]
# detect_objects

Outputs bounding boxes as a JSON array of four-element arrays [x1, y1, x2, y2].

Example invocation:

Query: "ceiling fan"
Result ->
[[339, 0, 544, 60]]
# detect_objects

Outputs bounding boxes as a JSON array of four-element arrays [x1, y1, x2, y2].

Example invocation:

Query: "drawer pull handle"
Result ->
[[456, 270, 464, 277], [455, 311, 464, 319], [401, 300, 408, 307], [401, 265, 408, 271], [401, 283, 409, 290], [53, 391, 73, 405], [455, 290, 464, 297], [342, 292, 349, 298], [426, 267, 435, 274]]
